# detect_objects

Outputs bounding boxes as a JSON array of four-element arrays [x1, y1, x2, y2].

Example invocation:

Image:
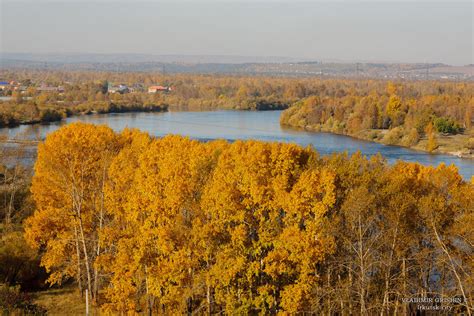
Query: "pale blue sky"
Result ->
[[1, 1, 472, 65]]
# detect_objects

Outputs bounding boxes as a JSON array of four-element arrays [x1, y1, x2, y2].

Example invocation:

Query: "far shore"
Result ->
[[284, 124, 474, 160]]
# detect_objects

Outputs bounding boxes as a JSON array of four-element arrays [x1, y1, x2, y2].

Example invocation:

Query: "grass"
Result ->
[[358, 127, 474, 158], [32, 286, 100, 315], [414, 130, 473, 158]]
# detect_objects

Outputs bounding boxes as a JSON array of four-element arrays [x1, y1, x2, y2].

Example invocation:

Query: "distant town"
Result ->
[[1, 53, 472, 81], [0, 80, 172, 100]]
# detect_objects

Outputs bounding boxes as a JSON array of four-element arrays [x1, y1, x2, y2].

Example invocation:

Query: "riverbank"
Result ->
[[283, 122, 474, 159], [0, 101, 169, 128], [412, 133, 473, 158], [344, 127, 474, 159]]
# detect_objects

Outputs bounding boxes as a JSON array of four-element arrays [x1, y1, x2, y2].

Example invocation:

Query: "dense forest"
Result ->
[[1, 123, 472, 314], [280, 81, 473, 157], [1, 70, 472, 156]]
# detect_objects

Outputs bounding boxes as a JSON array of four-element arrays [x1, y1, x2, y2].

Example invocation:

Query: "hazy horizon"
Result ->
[[1, 1, 472, 66]]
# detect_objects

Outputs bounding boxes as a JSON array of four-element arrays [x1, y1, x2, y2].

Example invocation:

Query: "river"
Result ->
[[2, 110, 473, 179]]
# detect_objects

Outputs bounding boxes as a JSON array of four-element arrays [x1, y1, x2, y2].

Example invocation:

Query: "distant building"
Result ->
[[0, 81, 30, 94], [13, 86, 28, 93], [148, 85, 172, 93], [108, 84, 129, 94], [0, 82, 10, 90], [131, 83, 145, 92], [37, 85, 65, 93]]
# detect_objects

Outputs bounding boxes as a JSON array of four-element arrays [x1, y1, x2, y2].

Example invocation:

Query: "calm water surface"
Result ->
[[3, 110, 473, 179]]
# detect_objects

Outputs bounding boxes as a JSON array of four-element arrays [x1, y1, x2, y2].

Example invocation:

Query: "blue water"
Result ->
[[2, 110, 473, 179]]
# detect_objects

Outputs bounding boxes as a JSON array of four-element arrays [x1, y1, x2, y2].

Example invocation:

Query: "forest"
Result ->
[[280, 81, 473, 157], [1, 70, 472, 156], [1, 123, 472, 314]]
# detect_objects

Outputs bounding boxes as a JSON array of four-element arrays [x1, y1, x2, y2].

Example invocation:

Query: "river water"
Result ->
[[2, 110, 473, 179]]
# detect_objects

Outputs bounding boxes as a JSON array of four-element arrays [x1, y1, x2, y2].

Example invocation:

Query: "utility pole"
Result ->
[[85, 289, 89, 315], [319, 61, 323, 81]]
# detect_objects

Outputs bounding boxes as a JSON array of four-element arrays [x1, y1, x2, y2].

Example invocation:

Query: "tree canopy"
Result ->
[[24, 123, 474, 314]]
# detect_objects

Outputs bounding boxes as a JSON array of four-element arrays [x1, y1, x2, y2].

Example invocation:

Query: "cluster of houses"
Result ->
[[108, 84, 130, 94], [0, 79, 172, 96], [0, 81, 28, 93], [0, 81, 65, 95], [107, 83, 172, 94], [36, 84, 65, 93]]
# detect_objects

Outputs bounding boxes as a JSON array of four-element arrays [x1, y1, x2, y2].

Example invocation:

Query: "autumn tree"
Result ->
[[425, 122, 438, 152], [24, 123, 120, 302]]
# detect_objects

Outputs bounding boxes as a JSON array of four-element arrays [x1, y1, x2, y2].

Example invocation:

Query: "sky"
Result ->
[[1, 1, 472, 65]]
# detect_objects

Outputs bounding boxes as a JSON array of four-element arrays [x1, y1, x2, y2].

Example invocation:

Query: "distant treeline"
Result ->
[[19, 123, 473, 314]]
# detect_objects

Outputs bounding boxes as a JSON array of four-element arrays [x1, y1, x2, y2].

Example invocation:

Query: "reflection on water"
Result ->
[[1, 110, 473, 179]]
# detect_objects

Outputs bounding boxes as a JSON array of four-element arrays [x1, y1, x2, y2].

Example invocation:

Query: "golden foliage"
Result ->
[[24, 124, 474, 314]]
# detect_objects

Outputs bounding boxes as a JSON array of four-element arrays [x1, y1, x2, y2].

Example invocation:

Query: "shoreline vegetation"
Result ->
[[280, 120, 474, 159], [1, 70, 472, 158], [0, 101, 170, 128], [1, 123, 471, 314], [278, 84, 473, 158]]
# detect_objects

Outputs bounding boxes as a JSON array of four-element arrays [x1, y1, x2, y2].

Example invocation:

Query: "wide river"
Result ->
[[2, 110, 473, 179]]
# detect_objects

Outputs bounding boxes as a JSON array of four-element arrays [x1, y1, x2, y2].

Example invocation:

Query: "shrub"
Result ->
[[40, 109, 63, 123], [0, 230, 47, 291], [382, 127, 404, 145], [368, 130, 380, 140], [0, 283, 46, 315], [433, 117, 462, 134], [401, 128, 420, 146], [466, 138, 474, 150], [0, 113, 19, 128]]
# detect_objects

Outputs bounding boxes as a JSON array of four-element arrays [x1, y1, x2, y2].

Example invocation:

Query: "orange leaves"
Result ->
[[198, 140, 336, 312], [23, 123, 473, 314], [285, 168, 336, 220], [25, 122, 121, 294], [279, 282, 312, 314], [98, 135, 339, 313], [102, 134, 226, 312]]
